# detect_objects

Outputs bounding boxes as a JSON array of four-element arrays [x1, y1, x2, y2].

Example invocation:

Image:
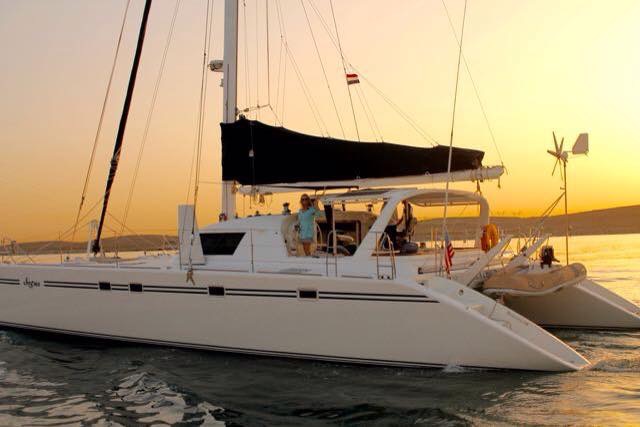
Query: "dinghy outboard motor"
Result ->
[[540, 245, 559, 268]]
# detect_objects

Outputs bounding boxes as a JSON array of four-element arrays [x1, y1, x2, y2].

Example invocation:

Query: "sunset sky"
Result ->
[[1, 0, 639, 242]]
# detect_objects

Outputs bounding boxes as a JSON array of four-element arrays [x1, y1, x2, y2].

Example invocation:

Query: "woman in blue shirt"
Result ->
[[298, 194, 319, 256]]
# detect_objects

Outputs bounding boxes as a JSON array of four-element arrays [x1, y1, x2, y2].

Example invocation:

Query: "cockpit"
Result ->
[[278, 187, 490, 259]]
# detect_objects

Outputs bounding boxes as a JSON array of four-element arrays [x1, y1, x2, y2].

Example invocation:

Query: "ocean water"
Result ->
[[1, 234, 639, 426]]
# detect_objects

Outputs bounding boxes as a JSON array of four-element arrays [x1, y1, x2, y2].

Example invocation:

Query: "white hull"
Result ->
[[0, 264, 588, 371], [505, 279, 640, 329]]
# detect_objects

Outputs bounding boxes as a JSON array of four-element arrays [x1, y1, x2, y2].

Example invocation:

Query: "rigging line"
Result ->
[[26, 196, 105, 259], [184, 125, 198, 205], [305, 0, 437, 145], [184, 0, 215, 212], [265, 0, 271, 107], [268, 103, 282, 126], [355, 84, 383, 141], [442, 0, 468, 234], [255, 0, 260, 120], [284, 43, 327, 136], [242, 0, 251, 115], [358, 84, 383, 141], [190, 0, 215, 244], [120, 0, 181, 237], [107, 211, 166, 254], [185, 0, 214, 269], [274, 0, 326, 134], [352, 84, 378, 141], [300, 0, 345, 138], [355, 69, 438, 145], [522, 192, 565, 247], [186, 0, 216, 210], [280, 39, 288, 124], [274, 0, 288, 124], [273, 0, 284, 115], [274, 0, 326, 136], [274, 31, 284, 116], [440, 0, 504, 167], [328, 0, 359, 141], [92, 0, 154, 255], [71, 0, 131, 242], [192, 0, 215, 210]]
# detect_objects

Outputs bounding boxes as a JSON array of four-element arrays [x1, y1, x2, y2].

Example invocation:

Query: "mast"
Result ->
[[220, 0, 239, 220], [92, 0, 153, 254], [563, 160, 569, 265]]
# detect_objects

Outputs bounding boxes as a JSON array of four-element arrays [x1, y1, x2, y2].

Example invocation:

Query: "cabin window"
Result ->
[[99, 282, 111, 291], [129, 283, 143, 293], [298, 289, 318, 299], [200, 233, 245, 255]]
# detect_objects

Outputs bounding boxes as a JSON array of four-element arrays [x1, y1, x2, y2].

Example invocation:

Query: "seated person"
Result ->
[[298, 194, 319, 256], [396, 201, 415, 243], [396, 201, 418, 253], [383, 205, 402, 250], [383, 201, 416, 251]]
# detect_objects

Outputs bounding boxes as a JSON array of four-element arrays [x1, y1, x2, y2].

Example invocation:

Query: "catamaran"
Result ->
[[1, 0, 638, 371]]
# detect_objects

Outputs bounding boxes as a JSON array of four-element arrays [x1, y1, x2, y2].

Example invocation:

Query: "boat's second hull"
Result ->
[[505, 279, 640, 329]]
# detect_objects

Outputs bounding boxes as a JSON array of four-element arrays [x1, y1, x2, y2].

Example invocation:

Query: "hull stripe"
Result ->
[[321, 291, 427, 298], [144, 289, 208, 295], [0, 320, 483, 370], [44, 284, 97, 290], [6, 280, 440, 303], [145, 285, 207, 291], [226, 292, 296, 298], [320, 296, 437, 303], [226, 288, 295, 293], [45, 280, 97, 286]]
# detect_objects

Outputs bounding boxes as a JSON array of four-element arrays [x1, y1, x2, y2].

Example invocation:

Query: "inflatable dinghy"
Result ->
[[483, 263, 587, 297]]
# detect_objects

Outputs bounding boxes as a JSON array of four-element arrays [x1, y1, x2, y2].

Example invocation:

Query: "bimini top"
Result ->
[[321, 188, 488, 208], [221, 118, 485, 187]]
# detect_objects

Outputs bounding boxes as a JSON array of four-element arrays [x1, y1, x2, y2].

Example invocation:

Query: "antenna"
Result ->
[[546, 132, 589, 265]]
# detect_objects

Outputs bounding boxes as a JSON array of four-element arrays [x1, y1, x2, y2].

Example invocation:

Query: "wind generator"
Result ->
[[547, 132, 589, 264]]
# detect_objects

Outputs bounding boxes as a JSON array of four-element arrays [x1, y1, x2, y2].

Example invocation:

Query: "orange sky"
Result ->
[[0, 0, 639, 242]]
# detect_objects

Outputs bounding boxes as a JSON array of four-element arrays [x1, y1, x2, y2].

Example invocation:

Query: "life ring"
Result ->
[[481, 223, 500, 252]]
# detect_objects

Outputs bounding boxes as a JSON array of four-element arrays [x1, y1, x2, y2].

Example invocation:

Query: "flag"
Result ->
[[443, 230, 455, 274], [346, 73, 360, 85]]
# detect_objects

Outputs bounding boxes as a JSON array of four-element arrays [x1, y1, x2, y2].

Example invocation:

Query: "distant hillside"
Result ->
[[1, 235, 178, 257], [416, 205, 640, 239], [2, 205, 638, 255]]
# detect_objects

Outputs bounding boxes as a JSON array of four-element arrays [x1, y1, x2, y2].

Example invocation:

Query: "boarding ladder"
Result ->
[[375, 232, 397, 280]]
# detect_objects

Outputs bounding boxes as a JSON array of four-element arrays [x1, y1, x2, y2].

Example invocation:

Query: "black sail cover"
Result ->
[[221, 118, 484, 186]]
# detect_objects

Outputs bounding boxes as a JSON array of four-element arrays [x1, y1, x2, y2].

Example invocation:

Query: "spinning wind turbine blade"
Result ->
[[552, 158, 560, 176], [553, 132, 559, 153], [559, 137, 565, 153]]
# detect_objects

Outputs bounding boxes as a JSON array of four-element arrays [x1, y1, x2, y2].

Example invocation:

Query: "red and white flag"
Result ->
[[443, 230, 455, 274], [346, 73, 360, 85]]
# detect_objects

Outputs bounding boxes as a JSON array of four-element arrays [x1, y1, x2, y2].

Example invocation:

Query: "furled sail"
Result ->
[[221, 118, 484, 186]]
